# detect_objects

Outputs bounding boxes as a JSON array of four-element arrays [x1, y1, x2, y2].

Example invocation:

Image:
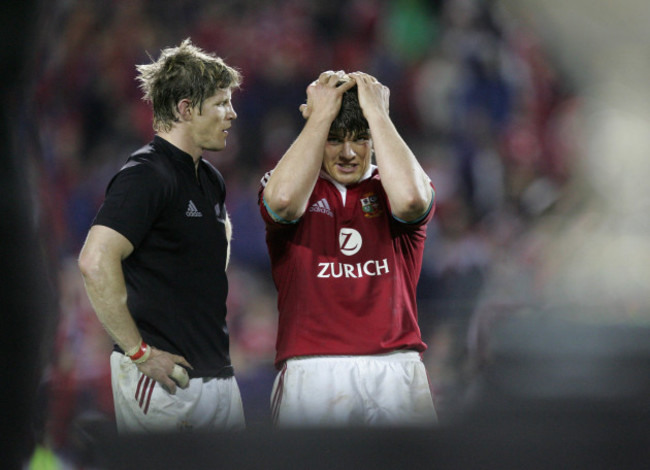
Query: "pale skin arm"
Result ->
[[78, 224, 192, 393], [263, 71, 357, 221], [349, 72, 433, 221]]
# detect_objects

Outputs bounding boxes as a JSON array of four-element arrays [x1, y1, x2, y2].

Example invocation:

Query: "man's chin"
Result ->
[[204, 143, 226, 153], [334, 174, 361, 186]]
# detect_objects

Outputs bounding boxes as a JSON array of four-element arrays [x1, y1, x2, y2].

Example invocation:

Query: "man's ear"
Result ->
[[177, 99, 193, 121]]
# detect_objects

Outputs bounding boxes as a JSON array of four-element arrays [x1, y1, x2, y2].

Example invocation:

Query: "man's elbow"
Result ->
[[393, 193, 432, 222], [78, 247, 102, 283], [263, 190, 302, 222]]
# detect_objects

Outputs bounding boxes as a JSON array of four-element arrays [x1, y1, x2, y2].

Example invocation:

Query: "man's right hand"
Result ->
[[299, 70, 356, 121], [135, 346, 193, 394]]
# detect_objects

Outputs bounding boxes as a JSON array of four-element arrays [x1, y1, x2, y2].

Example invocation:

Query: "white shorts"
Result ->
[[110, 351, 245, 433], [271, 351, 437, 428]]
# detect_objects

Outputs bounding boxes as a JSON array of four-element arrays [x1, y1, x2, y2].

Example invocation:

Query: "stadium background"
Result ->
[[7, 0, 650, 467]]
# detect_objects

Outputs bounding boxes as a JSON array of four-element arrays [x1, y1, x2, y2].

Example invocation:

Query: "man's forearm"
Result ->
[[369, 116, 432, 221], [263, 116, 330, 220], [81, 264, 142, 354]]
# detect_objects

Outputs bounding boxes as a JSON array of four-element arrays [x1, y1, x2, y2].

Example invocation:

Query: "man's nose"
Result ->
[[341, 142, 355, 158]]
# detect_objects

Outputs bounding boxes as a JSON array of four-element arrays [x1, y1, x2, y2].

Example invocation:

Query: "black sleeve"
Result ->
[[93, 162, 172, 248]]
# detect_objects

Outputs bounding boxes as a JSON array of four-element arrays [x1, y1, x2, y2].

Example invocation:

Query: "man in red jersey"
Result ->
[[259, 70, 437, 427]]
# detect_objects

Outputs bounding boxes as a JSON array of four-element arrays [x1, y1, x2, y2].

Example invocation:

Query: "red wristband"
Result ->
[[128, 341, 148, 361]]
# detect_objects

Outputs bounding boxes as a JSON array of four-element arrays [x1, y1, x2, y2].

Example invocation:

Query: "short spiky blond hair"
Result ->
[[136, 38, 242, 132]]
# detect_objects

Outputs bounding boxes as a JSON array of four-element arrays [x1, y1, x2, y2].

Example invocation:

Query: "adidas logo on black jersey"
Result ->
[[186, 200, 203, 217]]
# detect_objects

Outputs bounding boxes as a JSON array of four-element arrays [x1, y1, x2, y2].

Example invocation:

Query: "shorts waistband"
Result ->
[[112, 351, 234, 379], [286, 350, 421, 364], [191, 365, 234, 380]]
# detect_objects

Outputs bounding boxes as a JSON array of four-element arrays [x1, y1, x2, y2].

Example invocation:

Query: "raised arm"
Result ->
[[350, 72, 433, 222], [78, 225, 191, 393], [263, 71, 356, 222]]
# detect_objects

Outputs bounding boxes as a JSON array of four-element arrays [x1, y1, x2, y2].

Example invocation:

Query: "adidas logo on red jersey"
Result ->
[[308, 198, 333, 217]]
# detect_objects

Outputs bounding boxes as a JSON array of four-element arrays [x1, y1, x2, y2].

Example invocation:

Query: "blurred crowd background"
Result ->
[[17, 0, 597, 464]]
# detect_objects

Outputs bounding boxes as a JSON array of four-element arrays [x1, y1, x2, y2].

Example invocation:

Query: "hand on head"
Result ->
[[299, 70, 356, 120], [299, 70, 389, 120], [348, 71, 390, 117]]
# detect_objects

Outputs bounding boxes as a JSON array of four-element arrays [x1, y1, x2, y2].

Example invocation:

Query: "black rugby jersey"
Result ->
[[93, 136, 232, 378]]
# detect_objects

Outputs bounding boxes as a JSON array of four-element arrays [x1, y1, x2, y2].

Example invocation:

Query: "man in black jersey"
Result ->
[[78, 39, 245, 433]]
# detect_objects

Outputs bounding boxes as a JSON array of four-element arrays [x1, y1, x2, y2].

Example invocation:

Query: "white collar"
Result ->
[[319, 164, 376, 205]]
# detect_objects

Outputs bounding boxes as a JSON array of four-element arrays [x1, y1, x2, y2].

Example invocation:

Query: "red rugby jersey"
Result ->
[[259, 167, 435, 368]]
